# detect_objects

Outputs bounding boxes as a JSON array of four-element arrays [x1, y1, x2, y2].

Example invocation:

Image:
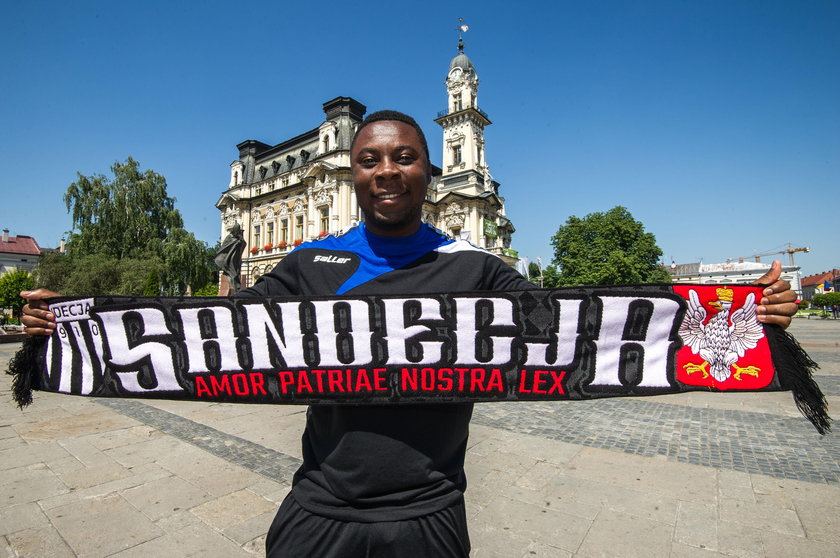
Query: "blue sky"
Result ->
[[2, 1, 837, 277]]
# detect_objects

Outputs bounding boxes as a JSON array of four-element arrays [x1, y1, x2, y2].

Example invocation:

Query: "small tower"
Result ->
[[434, 33, 492, 191], [428, 23, 516, 266]]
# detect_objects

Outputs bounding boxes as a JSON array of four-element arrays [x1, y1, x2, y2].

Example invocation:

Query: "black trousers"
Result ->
[[265, 494, 471, 558]]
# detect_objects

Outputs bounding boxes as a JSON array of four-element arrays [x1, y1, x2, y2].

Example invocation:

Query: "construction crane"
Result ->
[[733, 243, 810, 267]]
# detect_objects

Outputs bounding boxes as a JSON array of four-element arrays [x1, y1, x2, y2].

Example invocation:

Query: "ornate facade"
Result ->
[[216, 44, 517, 290]]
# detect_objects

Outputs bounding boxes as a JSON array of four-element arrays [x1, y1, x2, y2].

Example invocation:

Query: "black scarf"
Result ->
[[7, 285, 829, 434]]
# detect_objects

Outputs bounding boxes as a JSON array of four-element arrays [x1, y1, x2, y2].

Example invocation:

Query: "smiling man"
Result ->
[[248, 111, 535, 557], [21, 110, 799, 558]]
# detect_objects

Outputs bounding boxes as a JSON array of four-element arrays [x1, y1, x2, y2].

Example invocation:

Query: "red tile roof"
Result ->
[[801, 269, 840, 287], [0, 235, 41, 256]]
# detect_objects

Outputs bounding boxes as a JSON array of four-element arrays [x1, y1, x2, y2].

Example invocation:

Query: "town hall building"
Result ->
[[216, 40, 518, 290]]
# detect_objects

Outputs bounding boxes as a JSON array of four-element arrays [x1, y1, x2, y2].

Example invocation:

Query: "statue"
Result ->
[[214, 223, 247, 295]]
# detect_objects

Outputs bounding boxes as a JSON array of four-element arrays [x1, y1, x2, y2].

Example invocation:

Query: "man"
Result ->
[[21, 110, 799, 557]]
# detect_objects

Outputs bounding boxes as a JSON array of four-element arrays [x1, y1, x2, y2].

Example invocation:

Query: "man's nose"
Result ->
[[375, 157, 400, 179]]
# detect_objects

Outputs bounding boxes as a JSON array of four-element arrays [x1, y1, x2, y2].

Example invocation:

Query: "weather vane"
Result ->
[[456, 17, 469, 52]]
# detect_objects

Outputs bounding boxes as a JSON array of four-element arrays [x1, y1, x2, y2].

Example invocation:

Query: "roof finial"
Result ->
[[457, 17, 469, 53]]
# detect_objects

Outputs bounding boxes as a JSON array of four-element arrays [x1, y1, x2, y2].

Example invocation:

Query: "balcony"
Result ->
[[436, 106, 490, 120]]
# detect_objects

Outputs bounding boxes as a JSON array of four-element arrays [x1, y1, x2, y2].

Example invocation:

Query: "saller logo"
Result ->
[[314, 255, 351, 264]]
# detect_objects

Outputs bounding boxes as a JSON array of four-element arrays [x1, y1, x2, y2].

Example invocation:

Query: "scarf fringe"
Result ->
[[5, 336, 43, 409], [765, 324, 831, 434]]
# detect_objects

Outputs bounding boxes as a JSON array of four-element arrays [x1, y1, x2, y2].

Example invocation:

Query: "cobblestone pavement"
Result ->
[[1, 318, 838, 557]]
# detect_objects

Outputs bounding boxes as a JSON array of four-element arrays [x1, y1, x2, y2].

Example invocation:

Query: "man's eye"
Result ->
[[361, 157, 376, 166], [397, 155, 415, 163]]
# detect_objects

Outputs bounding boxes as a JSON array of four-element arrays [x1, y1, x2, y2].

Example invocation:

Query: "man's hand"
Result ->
[[20, 288, 60, 336], [751, 260, 798, 329]]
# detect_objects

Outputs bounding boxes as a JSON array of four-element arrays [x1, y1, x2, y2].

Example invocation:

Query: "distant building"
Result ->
[[0, 229, 41, 276], [801, 269, 840, 300], [216, 39, 517, 291], [668, 260, 802, 297]]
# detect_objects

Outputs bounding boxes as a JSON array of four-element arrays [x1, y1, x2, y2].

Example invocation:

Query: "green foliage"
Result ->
[[798, 300, 811, 310], [812, 292, 840, 308], [0, 270, 36, 317], [193, 282, 220, 297], [34, 252, 71, 293], [50, 157, 219, 296], [64, 157, 184, 259], [550, 206, 671, 286], [143, 269, 161, 296], [162, 228, 214, 295], [541, 265, 562, 288]]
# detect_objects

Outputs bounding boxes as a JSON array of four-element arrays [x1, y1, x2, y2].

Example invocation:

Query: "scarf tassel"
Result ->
[[765, 324, 831, 435], [6, 336, 43, 409]]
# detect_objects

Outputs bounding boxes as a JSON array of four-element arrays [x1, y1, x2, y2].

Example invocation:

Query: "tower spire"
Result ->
[[457, 17, 468, 53]]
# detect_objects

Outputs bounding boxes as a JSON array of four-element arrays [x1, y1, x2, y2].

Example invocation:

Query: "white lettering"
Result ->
[[311, 300, 373, 366], [590, 296, 680, 388], [454, 297, 515, 364], [177, 306, 240, 373], [524, 297, 583, 366], [97, 308, 181, 392], [383, 298, 444, 364], [242, 302, 306, 369]]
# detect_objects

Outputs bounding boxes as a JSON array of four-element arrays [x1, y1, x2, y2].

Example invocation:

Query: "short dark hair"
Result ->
[[350, 110, 430, 162]]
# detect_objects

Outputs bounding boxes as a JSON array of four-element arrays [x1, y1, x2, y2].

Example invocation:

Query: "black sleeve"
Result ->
[[482, 255, 537, 291], [237, 253, 302, 298]]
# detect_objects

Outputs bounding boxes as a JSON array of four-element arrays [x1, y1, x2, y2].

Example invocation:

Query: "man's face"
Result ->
[[351, 120, 431, 237]]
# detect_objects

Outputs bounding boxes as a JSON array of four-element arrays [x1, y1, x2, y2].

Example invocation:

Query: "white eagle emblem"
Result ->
[[678, 288, 765, 382]]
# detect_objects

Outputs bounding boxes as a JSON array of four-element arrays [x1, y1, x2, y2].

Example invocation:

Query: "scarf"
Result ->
[[7, 284, 830, 434]]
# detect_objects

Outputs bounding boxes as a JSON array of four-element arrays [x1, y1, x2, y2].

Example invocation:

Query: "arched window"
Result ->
[[323, 135, 330, 152]]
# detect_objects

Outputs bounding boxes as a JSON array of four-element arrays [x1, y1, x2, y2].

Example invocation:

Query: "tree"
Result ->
[[541, 264, 562, 288], [143, 269, 161, 296], [811, 292, 840, 318], [0, 270, 35, 317], [550, 206, 671, 286], [48, 157, 218, 296], [162, 228, 215, 295], [34, 252, 72, 293], [63, 157, 184, 259]]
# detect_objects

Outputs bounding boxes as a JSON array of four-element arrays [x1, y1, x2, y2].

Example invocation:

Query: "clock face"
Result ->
[[450, 68, 462, 78]]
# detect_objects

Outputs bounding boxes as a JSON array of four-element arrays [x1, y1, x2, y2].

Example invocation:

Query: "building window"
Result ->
[[323, 135, 330, 152], [253, 225, 261, 248], [234, 171, 239, 184], [282, 176, 289, 187], [319, 207, 329, 234], [267, 222, 274, 245], [295, 215, 304, 240], [453, 93, 462, 112], [280, 218, 288, 244], [452, 145, 462, 165]]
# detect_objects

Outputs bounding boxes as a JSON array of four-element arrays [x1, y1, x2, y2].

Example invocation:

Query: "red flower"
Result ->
[[263, 243, 273, 251], [250, 246, 259, 255], [293, 238, 303, 247], [278, 241, 288, 249]]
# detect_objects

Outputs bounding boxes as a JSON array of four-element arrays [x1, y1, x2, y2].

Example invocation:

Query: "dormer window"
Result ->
[[323, 135, 330, 152]]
